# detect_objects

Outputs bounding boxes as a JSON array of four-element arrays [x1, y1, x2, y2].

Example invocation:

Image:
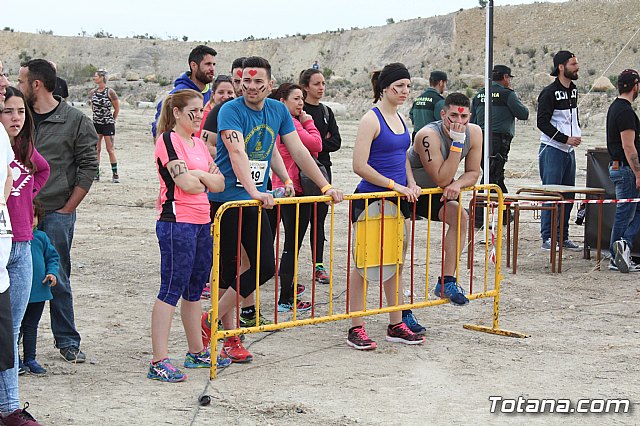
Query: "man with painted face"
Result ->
[[151, 45, 217, 137], [210, 56, 343, 363], [409, 92, 482, 306], [537, 50, 581, 251]]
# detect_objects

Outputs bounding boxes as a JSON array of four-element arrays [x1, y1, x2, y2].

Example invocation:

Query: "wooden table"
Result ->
[[469, 192, 563, 274], [516, 185, 606, 273]]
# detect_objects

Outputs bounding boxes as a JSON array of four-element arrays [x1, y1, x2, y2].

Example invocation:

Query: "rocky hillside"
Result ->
[[1, 0, 638, 119]]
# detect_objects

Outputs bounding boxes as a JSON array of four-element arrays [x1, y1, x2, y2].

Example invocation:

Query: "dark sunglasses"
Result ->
[[214, 75, 232, 83]]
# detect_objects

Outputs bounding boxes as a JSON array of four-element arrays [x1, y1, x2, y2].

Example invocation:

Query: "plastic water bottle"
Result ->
[[267, 188, 287, 198]]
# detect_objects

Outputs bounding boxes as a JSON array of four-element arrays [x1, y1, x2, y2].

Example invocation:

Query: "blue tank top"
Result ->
[[357, 107, 410, 193]]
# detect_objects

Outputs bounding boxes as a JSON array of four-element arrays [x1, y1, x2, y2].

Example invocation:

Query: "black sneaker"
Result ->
[[346, 325, 377, 350], [60, 346, 86, 363], [386, 322, 426, 345]]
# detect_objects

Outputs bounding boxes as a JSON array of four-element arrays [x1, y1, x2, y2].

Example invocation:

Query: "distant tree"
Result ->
[[386, 18, 395, 25], [479, 0, 488, 7], [182, 35, 188, 42], [94, 29, 113, 38], [18, 50, 31, 63], [37, 29, 53, 35]]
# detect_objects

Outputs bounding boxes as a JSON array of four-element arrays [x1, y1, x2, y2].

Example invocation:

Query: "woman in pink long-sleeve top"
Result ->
[[0, 86, 50, 406], [270, 83, 322, 313]]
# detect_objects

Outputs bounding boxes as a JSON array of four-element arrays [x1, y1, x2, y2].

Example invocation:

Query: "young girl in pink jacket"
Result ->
[[270, 83, 322, 313]]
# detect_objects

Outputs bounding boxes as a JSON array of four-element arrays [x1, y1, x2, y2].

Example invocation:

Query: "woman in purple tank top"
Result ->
[[346, 63, 425, 351]]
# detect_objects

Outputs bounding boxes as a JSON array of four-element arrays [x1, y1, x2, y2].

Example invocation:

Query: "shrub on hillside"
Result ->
[[63, 63, 98, 85]]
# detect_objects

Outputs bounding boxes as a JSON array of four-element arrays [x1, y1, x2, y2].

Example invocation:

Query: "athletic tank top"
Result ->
[[91, 87, 115, 125], [356, 107, 410, 193], [408, 120, 471, 188]]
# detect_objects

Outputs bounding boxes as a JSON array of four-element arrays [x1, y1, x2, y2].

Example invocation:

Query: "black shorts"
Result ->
[[94, 123, 116, 136], [350, 189, 412, 223], [415, 193, 445, 222], [210, 202, 276, 298]]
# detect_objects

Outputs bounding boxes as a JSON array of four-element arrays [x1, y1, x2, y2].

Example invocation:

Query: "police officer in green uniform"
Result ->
[[409, 71, 447, 139], [471, 65, 529, 227]]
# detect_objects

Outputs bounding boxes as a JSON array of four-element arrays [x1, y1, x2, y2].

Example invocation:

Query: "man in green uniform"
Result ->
[[471, 65, 529, 227], [409, 71, 447, 139]]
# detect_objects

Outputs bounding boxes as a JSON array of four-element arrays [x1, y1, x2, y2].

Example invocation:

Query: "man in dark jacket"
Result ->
[[18, 59, 98, 363], [471, 65, 529, 227], [151, 45, 217, 137], [536, 50, 582, 251], [409, 71, 447, 139]]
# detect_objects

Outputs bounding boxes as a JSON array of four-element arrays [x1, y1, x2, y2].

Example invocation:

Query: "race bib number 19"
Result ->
[[236, 160, 268, 188]]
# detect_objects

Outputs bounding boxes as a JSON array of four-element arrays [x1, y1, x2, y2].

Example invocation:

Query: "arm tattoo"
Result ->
[[631, 154, 640, 172], [421, 136, 432, 162], [224, 131, 241, 144], [169, 162, 188, 179], [202, 132, 209, 142]]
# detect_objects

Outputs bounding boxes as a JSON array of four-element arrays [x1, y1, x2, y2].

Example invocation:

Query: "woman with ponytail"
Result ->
[[148, 89, 226, 383]]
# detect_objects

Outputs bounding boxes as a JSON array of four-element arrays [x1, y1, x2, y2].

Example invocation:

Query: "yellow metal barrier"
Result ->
[[208, 184, 527, 379]]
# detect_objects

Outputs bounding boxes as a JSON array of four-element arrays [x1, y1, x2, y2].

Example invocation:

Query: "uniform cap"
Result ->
[[492, 65, 513, 79], [429, 71, 448, 82]]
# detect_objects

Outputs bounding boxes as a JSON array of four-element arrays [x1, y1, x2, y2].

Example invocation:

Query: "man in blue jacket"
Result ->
[[151, 45, 217, 137]]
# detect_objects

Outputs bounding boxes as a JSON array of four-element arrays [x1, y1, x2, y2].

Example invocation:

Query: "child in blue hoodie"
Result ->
[[20, 202, 59, 375]]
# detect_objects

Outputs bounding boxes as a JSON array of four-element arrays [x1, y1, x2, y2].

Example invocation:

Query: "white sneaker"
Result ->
[[614, 239, 631, 273]]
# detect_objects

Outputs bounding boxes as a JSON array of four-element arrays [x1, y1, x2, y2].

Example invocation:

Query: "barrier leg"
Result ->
[[513, 204, 520, 274], [464, 188, 528, 338], [597, 196, 603, 269]]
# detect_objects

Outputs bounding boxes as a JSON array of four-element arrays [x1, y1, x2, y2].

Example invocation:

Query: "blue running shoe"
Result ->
[[184, 350, 211, 369], [433, 277, 469, 306], [402, 310, 426, 335], [185, 349, 232, 369], [277, 300, 312, 312], [147, 358, 187, 383]]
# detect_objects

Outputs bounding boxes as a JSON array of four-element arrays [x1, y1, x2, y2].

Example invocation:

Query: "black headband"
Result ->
[[378, 66, 411, 91]]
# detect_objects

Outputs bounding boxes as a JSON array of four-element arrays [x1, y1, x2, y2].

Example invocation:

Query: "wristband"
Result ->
[[450, 146, 463, 153], [452, 141, 465, 149], [320, 184, 332, 194], [387, 179, 395, 190], [284, 178, 293, 186], [449, 130, 466, 143]]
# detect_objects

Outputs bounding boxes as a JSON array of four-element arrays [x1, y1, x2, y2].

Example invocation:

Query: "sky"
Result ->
[[3, 0, 566, 43]]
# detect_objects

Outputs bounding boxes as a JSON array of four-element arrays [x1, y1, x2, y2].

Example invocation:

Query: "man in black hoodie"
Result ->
[[537, 50, 581, 251]]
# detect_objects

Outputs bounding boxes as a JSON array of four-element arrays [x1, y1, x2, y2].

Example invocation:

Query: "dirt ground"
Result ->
[[18, 105, 639, 425]]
